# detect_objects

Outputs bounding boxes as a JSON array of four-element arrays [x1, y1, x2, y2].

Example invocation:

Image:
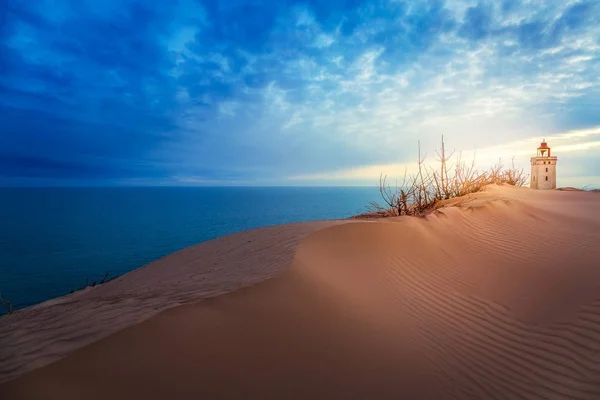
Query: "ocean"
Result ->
[[0, 186, 378, 310]]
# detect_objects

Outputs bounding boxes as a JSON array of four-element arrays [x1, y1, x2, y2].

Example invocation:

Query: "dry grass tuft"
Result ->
[[367, 136, 528, 217], [0, 290, 13, 316]]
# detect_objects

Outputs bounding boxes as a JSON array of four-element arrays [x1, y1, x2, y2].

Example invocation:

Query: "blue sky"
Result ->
[[1, 0, 599, 187]]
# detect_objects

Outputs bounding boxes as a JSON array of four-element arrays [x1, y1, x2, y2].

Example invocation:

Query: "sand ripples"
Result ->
[[2, 186, 600, 399]]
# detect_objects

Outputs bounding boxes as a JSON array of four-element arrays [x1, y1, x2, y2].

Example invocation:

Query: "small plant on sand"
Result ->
[[0, 290, 13, 315], [67, 272, 115, 295], [367, 136, 527, 217]]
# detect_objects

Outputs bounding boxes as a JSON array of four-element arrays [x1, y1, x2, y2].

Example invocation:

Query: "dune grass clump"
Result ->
[[0, 290, 13, 316], [67, 272, 116, 295], [368, 136, 528, 217], [0, 272, 119, 317]]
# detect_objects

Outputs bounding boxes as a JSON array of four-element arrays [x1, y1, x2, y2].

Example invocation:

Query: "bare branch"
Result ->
[[365, 137, 529, 218], [0, 291, 13, 315]]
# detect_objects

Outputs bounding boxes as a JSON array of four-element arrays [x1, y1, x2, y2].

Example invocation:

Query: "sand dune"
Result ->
[[2, 185, 600, 399], [0, 220, 352, 384]]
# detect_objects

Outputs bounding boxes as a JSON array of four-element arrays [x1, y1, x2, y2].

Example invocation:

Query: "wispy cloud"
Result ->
[[1, 0, 599, 186], [288, 126, 600, 187]]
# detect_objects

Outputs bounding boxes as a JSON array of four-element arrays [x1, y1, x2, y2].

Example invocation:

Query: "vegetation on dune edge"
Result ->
[[0, 272, 119, 317], [0, 291, 13, 316], [363, 136, 528, 218]]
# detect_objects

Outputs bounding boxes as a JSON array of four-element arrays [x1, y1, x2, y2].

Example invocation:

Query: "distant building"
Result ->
[[530, 140, 557, 190]]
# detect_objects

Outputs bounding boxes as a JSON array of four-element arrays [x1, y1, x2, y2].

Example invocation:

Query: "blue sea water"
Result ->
[[0, 186, 378, 310]]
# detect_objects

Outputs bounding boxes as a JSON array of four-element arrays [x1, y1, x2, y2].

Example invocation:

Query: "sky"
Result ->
[[1, 0, 599, 187]]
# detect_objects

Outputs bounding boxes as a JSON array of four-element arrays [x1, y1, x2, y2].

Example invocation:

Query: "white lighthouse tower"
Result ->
[[530, 140, 557, 190]]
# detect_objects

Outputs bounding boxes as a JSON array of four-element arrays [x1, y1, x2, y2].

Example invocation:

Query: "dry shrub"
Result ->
[[0, 290, 13, 316], [368, 136, 527, 217]]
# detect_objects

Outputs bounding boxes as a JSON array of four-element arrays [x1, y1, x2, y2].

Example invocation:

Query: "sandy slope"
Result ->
[[0, 220, 352, 384], [2, 185, 600, 399]]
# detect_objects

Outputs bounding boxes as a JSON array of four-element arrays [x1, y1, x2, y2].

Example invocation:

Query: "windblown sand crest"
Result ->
[[2, 185, 600, 399], [0, 220, 352, 383]]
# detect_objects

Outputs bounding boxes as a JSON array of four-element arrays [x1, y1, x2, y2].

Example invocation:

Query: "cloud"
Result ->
[[1, 0, 599, 186], [458, 1, 494, 41], [288, 126, 600, 187]]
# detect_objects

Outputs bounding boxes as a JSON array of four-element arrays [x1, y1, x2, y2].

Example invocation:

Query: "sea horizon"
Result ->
[[0, 186, 379, 311]]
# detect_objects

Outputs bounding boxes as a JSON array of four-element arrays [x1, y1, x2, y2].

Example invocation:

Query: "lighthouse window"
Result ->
[[545, 176, 548, 181], [546, 167, 548, 172]]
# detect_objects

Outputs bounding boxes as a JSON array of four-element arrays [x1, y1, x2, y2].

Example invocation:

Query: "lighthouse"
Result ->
[[530, 140, 557, 190]]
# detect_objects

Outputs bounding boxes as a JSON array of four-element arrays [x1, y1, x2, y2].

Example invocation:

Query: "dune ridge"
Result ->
[[0, 220, 353, 384], [2, 185, 600, 399]]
